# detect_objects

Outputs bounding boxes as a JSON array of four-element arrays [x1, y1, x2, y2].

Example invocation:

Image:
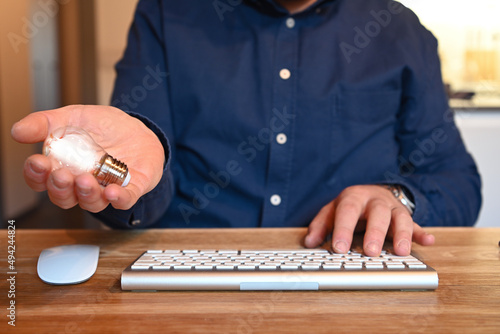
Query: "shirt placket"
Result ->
[[260, 16, 298, 227]]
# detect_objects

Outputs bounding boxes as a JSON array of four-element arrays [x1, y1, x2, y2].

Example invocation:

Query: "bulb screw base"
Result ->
[[94, 154, 129, 186]]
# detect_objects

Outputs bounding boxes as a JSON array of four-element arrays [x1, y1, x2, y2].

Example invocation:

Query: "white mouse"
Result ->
[[37, 244, 100, 285]]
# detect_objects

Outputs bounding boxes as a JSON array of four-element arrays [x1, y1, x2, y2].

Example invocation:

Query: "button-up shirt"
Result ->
[[97, 0, 481, 229]]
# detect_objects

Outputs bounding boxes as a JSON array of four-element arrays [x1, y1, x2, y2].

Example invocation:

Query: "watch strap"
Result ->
[[381, 184, 415, 215]]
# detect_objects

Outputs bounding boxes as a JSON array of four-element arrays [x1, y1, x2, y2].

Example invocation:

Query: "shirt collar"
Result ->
[[245, 0, 333, 16]]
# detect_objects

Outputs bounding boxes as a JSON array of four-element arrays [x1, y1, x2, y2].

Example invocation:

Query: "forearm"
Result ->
[[381, 167, 481, 227], [387, 121, 482, 227]]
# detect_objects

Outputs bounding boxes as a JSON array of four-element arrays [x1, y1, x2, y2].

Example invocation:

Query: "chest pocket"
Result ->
[[329, 89, 402, 172], [335, 89, 402, 123]]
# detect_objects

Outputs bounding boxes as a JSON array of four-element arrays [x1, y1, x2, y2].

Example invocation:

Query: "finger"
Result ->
[[103, 183, 141, 211], [390, 207, 415, 256], [305, 201, 335, 248], [412, 223, 435, 246], [332, 198, 363, 253], [23, 155, 52, 192], [362, 199, 392, 257], [11, 112, 50, 144], [74, 174, 109, 213], [46, 168, 78, 209]]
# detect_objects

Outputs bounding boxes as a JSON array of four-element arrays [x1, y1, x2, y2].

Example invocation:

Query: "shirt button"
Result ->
[[280, 68, 291, 80], [276, 133, 287, 144], [270, 195, 282, 206], [286, 17, 295, 29]]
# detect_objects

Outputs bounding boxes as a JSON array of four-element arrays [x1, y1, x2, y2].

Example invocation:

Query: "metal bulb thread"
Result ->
[[93, 154, 129, 186]]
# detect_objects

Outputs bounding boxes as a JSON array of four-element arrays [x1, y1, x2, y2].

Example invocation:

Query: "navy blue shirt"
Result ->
[[97, 0, 481, 229]]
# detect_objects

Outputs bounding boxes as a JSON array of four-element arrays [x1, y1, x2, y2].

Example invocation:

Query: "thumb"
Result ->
[[11, 112, 50, 144], [304, 201, 335, 248]]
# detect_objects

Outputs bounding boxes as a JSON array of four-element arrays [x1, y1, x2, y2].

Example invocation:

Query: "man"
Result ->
[[11, 0, 481, 256]]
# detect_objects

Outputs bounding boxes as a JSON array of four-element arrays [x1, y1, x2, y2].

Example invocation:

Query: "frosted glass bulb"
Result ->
[[43, 126, 130, 187]]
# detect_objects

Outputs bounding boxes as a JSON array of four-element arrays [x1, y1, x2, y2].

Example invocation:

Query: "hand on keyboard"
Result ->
[[304, 185, 435, 257]]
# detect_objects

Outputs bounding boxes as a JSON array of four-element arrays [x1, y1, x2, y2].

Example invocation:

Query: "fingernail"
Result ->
[[29, 161, 45, 175], [50, 174, 69, 190], [107, 194, 118, 202], [77, 186, 91, 197], [366, 241, 380, 255], [398, 239, 410, 254], [333, 240, 348, 253], [305, 234, 320, 248], [11, 121, 20, 136], [304, 234, 313, 246]]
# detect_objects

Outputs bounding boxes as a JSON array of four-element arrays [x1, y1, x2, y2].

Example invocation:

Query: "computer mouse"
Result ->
[[37, 244, 100, 285]]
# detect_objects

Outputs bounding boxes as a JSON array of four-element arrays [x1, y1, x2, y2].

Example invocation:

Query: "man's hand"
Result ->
[[11, 105, 165, 213], [304, 185, 435, 256]]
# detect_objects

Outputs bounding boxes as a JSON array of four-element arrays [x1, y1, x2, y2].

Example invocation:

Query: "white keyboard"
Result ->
[[121, 249, 438, 291]]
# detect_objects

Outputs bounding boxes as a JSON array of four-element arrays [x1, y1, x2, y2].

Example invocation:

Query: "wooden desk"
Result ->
[[2, 228, 499, 333]]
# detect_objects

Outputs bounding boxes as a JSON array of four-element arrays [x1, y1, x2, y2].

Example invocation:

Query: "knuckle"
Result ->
[[368, 198, 391, 212], [392, 207, 412, 220], [336, 201, 360, 216], [339, 185, 364, 197], [366, 221, 390, 236]]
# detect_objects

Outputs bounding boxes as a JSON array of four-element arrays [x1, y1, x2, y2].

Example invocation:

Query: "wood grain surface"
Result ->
[[1, 227, 499, 333]]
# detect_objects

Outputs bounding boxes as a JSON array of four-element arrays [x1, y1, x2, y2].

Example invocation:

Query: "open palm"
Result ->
[[11, 105, 165, 213]]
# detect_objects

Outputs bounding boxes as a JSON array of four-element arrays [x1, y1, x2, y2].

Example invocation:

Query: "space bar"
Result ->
[[240, 282, 319, 290]]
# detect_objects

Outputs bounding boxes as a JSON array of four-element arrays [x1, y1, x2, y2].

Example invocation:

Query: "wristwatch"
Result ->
[[382, 184, 415, 215]]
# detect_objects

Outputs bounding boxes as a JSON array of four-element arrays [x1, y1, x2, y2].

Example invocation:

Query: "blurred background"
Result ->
[[0, 0, 498, 228]]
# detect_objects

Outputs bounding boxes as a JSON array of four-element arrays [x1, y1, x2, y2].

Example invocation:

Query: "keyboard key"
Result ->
[[294, 250, 316, 255], [146, 250, 163, 254], [302, 264, 321, 271], [194, 265, 214, 270], [182, 250, 199, 254], [216, 264, 235, 270], [201, 252, 218, 257], [240, 250, 260, 255], [237, 265, 257, 270], [343, 263, 363, 270], [365, 263, 384, 269], [280, 264, 300, 270], [310, 250, 329, 254], [218, 250, 239, 255], [386, 263, 406, 270], [322, 263, 342, 270], [258, 265, 278, 270], [162, 250, 182, 254], [173, 265, 193, 270], [152, 265, 171, 270], [131, 265, 151, 270]]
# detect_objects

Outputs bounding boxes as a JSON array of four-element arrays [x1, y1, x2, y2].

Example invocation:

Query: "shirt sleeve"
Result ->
[[93, 0, 176, 229], [382, 22, 481, 227]]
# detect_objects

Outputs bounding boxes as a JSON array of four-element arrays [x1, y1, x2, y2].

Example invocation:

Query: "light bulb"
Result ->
[[43, 126, 130, 187]]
